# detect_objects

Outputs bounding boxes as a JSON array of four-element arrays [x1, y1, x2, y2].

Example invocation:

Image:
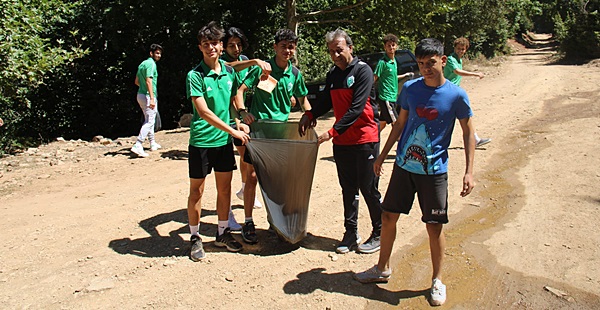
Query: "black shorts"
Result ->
[[381, 165, 448, 224], [376, 98, 398, 124], [188, 144, 237, 179]]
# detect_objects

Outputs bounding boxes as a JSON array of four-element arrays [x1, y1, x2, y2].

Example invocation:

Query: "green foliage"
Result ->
[[0, 0, 88, 154], [559, 1, 600, 59], [6, 0, 557, 154]]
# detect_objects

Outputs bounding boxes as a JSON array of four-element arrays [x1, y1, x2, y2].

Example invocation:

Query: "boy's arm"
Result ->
[[233, 83, 256, 124], [192, 96, 249, 143], [374, 108, 408, 176], [458, 116, 476, 197], [134, 75, 140, 86], [228, 59, 271, 78], [145, 77, 156, 109], [453, 68, 484, 79]]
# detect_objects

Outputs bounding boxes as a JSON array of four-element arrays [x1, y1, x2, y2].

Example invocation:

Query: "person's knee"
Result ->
[[188, 188, 203, 203], [426, 223, 443, 235], [382, 211, 399, 224]]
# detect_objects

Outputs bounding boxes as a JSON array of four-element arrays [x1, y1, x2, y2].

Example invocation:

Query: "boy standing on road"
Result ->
[[353, 38, 476, 307], [444, 37, 490, 147], [374, 34, 414, 132], [132, 44, 163, 157], [233, 28, 311, 245], [221, 27, 263, 219], [185, 22, 251, 261]]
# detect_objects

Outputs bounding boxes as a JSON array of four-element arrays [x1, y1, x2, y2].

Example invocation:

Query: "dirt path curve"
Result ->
[[1, 35, 599, 309]]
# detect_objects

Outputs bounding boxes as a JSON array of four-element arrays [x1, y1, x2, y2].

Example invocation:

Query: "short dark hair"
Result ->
[[415, 38, 444, 58], [223, 27, 249, 49], [274, 29, 298, 44], [325, 29, 353, 47], [383, 33, 398, 44], [197, 21, 225, 43], [149, 44, 163, 53]]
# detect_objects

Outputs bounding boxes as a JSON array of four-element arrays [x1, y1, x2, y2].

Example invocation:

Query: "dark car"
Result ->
[[304, 49, 420, 106]]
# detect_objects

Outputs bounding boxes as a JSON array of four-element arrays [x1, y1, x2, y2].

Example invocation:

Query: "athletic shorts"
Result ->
[[376, 98, 398, 124], [188, 143, 237, 179], [381, 165, 449, 224]]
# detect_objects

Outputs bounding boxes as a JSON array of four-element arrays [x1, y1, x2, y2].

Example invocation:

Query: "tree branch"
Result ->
[[296, 0, 371, 20]]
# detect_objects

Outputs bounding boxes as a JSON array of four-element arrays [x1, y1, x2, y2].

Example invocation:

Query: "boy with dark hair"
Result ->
[[233, 28, 311, 245], [444, 36, 490, 147], [221, 27, 263, 224], [185, 21, 251, 261], [354, 38, 476, 307], [132, 43, 163, 157], [374, 33, 414, 132]]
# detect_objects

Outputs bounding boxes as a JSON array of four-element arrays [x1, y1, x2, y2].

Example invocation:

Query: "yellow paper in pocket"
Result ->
[[257, 75, 278, 93]]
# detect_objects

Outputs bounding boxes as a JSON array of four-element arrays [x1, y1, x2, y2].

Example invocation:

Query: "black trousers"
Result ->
[[333, 142, 382, 234]]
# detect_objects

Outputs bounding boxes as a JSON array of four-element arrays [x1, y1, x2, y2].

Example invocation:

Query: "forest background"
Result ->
[[1, 0, 598, 153]]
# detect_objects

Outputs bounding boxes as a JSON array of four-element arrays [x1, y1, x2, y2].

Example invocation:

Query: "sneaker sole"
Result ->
[[214, 241, 243, 252], [242, 235, 258, 244], [357, 245, 381, 254], [476, 140, 491, 147], [131, 150, 149, 157]]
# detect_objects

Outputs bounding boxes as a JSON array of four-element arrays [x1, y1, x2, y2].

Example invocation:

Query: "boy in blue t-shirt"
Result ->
[[354, 38, 476, 307]]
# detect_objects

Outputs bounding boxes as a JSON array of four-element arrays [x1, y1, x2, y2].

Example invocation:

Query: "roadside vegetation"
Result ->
[[1, 0, 598, 154]]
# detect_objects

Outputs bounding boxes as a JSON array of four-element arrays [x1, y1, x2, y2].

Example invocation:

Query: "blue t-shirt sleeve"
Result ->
[[455, 87, 473, 119]]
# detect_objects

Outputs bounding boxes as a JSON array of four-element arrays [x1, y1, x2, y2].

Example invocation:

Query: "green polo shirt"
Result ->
[[444, 53, 463, 86], [186, 59, 239, 148], [243, 58, 308, 122], [221, 53, 253, 125], [137, 57, 158, 97], [374, 54, 398, 102]]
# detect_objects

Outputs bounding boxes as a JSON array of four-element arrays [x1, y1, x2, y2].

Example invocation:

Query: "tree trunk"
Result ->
[[287, 0, 299, 34]]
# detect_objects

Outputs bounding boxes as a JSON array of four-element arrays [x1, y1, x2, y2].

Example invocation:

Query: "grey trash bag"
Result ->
[[245, 121, 318, 244]]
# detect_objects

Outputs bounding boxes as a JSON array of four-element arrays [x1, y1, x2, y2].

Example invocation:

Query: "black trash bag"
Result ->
[[246, 121, 318, 244]]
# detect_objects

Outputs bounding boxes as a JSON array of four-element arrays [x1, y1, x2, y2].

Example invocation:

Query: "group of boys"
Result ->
[[134, 22, 483, 306]]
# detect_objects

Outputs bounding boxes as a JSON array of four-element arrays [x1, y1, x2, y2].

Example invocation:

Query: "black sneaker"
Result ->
[[242, 221, 258, 244], [215, 228, 243, 252], [357, 232, 381, 254], [336, 230, 361, 254], [190, 235, 205, 262]]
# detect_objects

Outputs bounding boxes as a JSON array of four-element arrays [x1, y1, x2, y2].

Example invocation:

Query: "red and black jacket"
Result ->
[[307, 57, 379, 145]]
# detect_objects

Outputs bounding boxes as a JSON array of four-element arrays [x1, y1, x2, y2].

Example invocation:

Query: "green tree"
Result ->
[[0, 0, 87, 153]]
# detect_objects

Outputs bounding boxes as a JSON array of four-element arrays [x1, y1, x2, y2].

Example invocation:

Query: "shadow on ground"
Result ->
[[109, 207, 339, 258], [283, 268, 429, 305]]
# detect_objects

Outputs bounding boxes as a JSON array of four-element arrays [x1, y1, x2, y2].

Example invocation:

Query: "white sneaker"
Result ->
[[430, 278, 447, 306], [235, 188, 244, 200], [476, 138, 491, 147], [228, 210, 242, 231], [235, 188, 262, 209], [150, 142, 162, 151], [254, 198, 262, 209], [130, 144, 149, 157]]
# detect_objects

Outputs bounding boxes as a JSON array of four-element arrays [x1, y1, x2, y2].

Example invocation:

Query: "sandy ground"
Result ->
[[1, 35, 599, 309]]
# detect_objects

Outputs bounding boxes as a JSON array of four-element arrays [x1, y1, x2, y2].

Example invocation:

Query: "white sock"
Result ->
[[189, 224, 200, 237], [245, 217, 253, 223], [218, 221, 228, 235], [474, 132, 481, 142], [241, 183, 246, 191]]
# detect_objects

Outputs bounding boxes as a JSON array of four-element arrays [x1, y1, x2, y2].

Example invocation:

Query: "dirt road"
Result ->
[[1, 36, 599, 309]]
